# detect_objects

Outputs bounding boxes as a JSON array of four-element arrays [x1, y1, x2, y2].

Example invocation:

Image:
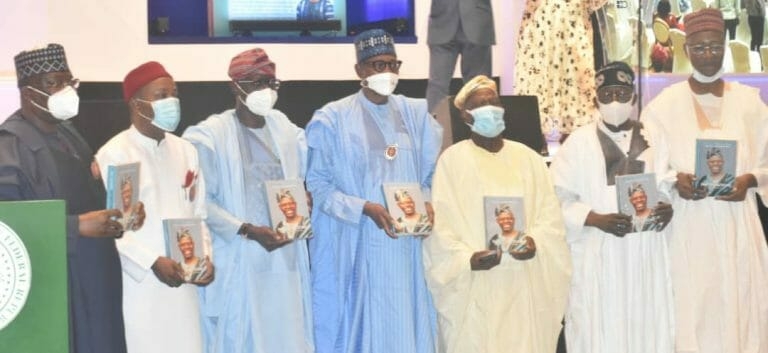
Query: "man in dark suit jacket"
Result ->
[[426, 0, 495, 113]]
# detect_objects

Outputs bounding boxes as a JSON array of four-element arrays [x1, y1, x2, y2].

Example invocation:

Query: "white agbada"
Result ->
[[424, 139, 571, 353], [550, 121, 674, 353], [643, 81, 768, 353], [96, 126, 211, 353]]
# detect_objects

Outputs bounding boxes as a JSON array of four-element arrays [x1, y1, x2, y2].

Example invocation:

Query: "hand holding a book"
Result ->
[[650, 202, 673, 230], [126, 201, 146, 231], [716, 173, 757, 202], [586, 211, 632, 237], [510, 236, 536, 260], [190, 256, 215, 286], [676, 173, 707, 200], [242, 223, 291, 251], [470, 250, 501, 270], [79, 209, 125, 238], [363, 202, 396, 238], [152, 256, 185, 287]]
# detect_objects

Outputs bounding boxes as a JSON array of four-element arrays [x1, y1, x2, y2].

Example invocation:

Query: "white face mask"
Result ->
[[240, 88, 278, 116], [363, 72, 398, 96], [598, 101, 634, 127], [28, 85, 80, 120], [691, 66, 725, 83]]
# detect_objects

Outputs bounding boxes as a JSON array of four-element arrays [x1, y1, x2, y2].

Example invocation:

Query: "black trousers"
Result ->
[[748, 15, 765, 51], [725, 18, 739, 40]]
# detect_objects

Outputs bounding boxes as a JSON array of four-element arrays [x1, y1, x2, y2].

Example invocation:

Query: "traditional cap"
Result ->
[[122, 61, 173, 102], [684, 8, 725, 36], [394, 189, 412, 202], [494, 204, 514, 217], [595, 61, 635, 90], [275, 189, 295, 203], [228, 48, 276, 80], [454, 75, 497, 110], [14, 44, 70, 86], [628, 183, 646, 197], [706, 147, 723, 159], [354, 29, 396, 64], [176, 228, 193, 241]]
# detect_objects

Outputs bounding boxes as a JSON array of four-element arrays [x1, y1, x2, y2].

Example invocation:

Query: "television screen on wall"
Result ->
[[148, 0, 415, 43]]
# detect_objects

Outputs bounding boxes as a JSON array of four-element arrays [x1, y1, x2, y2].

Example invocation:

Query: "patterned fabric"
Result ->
[[228, 48, 276, 80], [685, 8, 726, 35], [14, 43, 69, 85], [595, 61, 634, 90], [454, 75, 496, 110], [354, 29, 396, 63], [514, 0, 607, 135]]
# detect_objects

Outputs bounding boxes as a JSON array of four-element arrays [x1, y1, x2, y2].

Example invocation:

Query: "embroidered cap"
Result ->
[[354, 29, 396, 64], [14, 44, 70, 86], [454, 75, 497, 110], [684, 8, 725, 36], [595, 61, 635, 90], [228, 48, 276, 80]]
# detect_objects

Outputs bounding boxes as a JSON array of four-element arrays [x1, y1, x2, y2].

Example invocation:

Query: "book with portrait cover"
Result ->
[[105, 162, 140, 230], [382, 182, 432, 237], [694, 139, 737, 197], [616, 173, 663, 232], [483, 196, 528, 254], [265, 180, 313, 240], [162, 218, 209, 283]]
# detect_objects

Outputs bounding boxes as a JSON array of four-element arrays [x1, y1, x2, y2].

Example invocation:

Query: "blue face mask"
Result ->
[[467, 105, 505, 138], [136, 97, 181, 132]]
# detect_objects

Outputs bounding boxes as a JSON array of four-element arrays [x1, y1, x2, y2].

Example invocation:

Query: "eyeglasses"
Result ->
[[686, 44, 725, 56], [39, 77, 80, 92], [597, 86, 634, 103], [236, 78, 281, 92], [364, 60, 402, 73]]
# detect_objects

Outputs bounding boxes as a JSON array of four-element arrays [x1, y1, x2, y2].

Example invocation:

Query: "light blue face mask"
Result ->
[[467, 105, 505, 138], [136, 97, 181, 132]]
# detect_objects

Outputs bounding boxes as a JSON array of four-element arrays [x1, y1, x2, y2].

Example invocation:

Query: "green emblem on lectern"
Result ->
[[0, 221, 31, 330]]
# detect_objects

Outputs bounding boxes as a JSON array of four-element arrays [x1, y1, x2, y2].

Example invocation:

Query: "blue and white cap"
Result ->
[[354, 29, 396, 63]]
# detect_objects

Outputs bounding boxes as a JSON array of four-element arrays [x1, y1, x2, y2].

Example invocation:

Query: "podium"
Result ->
[[0, 200, 69, 352]]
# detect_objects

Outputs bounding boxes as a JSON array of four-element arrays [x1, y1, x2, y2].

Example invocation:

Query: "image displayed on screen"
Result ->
[[215, 0, 346, 37]]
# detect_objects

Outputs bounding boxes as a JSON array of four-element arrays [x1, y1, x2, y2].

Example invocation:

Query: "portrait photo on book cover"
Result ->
[[382, 183, 432, 237], [694, 139, 738, 197], [164, 218, 210, 283], [483, 196, 529, 254], [265, 180, 313, 240], [616, 173, 664, 232], [106, 162, 140, 229]]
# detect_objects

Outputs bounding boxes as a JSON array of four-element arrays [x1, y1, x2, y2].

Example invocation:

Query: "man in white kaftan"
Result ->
[[96, 61, 213, 353], [642, 9, 768, 353], [423, 75, 571, 353], [305, 30, 442, 353], [550, 62, 674, 353], [182, 48, 313, 353]]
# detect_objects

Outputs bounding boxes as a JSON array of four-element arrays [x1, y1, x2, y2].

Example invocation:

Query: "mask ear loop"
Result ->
[[25, 86, 53, 114]]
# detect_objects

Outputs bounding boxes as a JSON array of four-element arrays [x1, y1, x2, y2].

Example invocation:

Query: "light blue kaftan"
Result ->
[[305, 91, 442, 353], [183, 109, 313, 353]]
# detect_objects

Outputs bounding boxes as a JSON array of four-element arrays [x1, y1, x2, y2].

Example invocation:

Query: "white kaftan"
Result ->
[[96, 126, 211, 353], [424, 140, 571, 353], [643, 81, 768, 353], [550, 122, 674, 353]]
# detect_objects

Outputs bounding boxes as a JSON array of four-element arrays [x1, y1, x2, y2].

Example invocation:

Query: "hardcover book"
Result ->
[[694, 139, 737, 197], [105, 162, 140, 230], [616, 173, 663, 232], [382, 183, 432, 237], [265, 180, 313, 240], [163, 218, 209, 282], [483, 196, 528, 254]]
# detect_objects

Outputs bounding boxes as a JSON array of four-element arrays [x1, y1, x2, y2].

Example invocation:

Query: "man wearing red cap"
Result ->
[[183, 48, 313, 353], [642, 8, 768, 353], [96, 61, 214, 353]]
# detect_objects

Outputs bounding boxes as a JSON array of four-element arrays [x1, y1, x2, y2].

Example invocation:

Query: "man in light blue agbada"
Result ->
[[183, 48, 313, 353], [305, 29, 442, 353]]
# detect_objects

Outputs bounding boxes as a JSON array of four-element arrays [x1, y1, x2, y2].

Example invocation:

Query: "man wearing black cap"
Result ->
[[551, 61, 675, 353], [642, 8, 768, 352], [0, 44, 146, 353], [305, 29, 442, 353]]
